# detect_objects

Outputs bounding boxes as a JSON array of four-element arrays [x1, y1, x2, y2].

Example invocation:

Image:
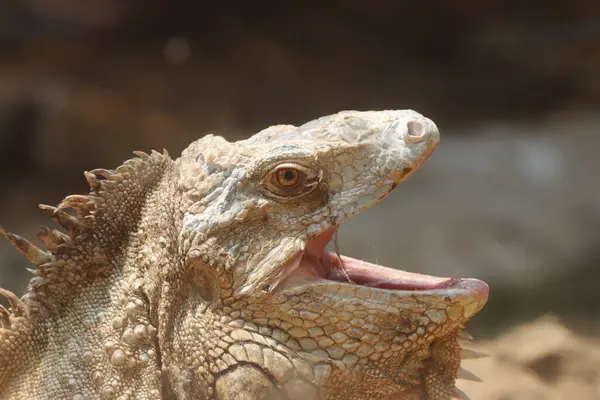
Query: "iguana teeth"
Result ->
[[457, 367, 482, 382], [453, 386, 471, 400], [460, 348, 489, 359], [0, 228, 54, 266]]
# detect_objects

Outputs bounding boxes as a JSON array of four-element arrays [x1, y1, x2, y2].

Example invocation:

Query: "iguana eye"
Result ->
[[264, 163, 321, 199], [274, 167, 301, 187]]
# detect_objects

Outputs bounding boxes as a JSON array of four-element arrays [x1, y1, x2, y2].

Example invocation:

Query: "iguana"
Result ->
[[0, 110, 488, 400]]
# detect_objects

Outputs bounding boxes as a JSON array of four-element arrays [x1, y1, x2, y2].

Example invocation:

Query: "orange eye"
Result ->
[[263, 162, 321, 199], [275, 168, 300, 187]]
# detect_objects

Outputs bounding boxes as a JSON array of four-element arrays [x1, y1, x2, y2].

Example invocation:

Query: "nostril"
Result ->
[[406, 120, 429, 143]]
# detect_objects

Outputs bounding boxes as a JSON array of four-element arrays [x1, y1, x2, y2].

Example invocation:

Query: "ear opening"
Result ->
[[185, 259, 222, 305]]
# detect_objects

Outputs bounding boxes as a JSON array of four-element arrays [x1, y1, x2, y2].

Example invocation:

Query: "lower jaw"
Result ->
[[279, 247, 489, 304], [272, 231, 487, 399]]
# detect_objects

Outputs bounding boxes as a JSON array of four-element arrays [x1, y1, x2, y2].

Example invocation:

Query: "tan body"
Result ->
[[0, 110, 488, 399]]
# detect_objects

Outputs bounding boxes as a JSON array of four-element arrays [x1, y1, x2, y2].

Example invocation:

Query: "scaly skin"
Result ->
[[0, 110, 488, 399]]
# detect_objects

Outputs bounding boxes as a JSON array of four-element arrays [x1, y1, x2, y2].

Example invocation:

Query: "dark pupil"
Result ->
[[282, 170, 295, 181]]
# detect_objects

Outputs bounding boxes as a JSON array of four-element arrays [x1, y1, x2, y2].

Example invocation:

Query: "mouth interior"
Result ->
[[286, 226, 461, 291]]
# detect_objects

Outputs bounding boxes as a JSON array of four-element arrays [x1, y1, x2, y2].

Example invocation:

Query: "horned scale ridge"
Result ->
[[0, 110, 488, 399]]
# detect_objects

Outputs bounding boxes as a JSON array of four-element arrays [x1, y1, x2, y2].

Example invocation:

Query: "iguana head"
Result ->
[[0, 109, 487, 400], [168, 110, 488, 399]]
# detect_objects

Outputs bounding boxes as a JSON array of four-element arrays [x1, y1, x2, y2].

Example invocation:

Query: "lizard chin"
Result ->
[[274, 226, 489, 398], [279, 226, 489, 299]]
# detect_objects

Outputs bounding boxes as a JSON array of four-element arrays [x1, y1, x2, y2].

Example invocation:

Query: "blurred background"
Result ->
[[0, 1, 599, 398]]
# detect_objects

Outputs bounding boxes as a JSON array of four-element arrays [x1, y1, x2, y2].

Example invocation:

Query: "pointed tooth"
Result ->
[[457, 367, 482, 382], [458, 329, 474, 341], [453, 387, 471, 400], [461, 348, 489, 359], [0, 228, 54, 265]]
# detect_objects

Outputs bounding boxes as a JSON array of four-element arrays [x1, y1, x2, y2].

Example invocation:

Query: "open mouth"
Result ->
[[280, 226, 489, 298]]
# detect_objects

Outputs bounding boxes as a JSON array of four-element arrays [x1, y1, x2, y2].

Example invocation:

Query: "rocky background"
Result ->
[[1, 1, 600, 398]]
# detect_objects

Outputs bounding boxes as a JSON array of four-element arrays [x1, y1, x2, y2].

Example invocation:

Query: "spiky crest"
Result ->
[[0, 149, 172, 316]]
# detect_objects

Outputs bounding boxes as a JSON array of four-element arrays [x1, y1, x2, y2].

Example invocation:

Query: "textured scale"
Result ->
[[0, 110, 488, 399]]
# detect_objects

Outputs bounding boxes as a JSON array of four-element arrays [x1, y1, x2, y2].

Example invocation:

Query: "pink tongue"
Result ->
[[323, 252, 458, 290], [302, 226, 457, 291]]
